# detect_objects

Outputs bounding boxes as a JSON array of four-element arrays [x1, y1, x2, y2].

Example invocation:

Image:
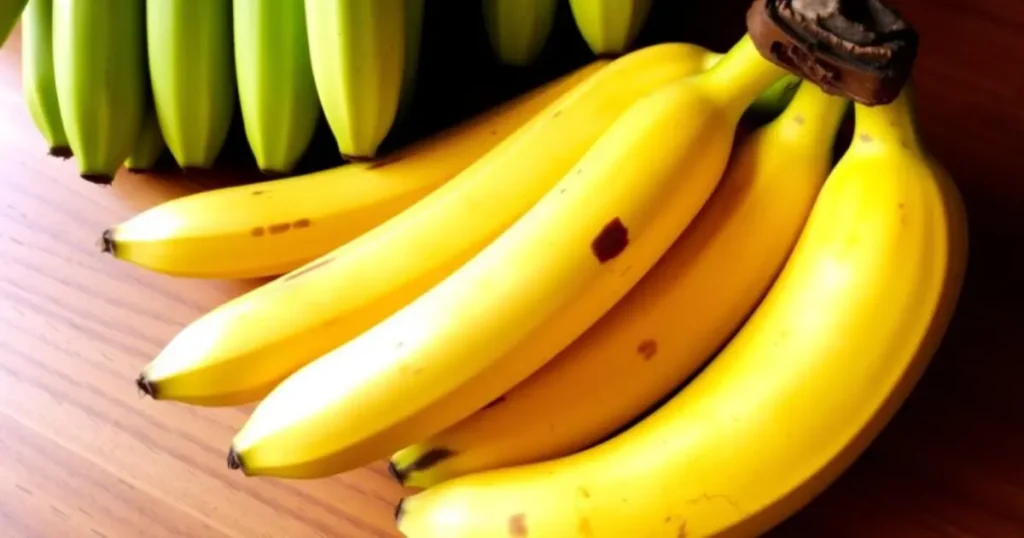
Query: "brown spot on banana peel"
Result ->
[[678, 521, 688, 537], [390, 448, 456, 485], [859, 133, 874, 143], [591, 218, 629, 263], [638, 339, 658, 360], [508, 513, 528, 537], [293, 218, 311, 229], [268, 222, 292, 235], [250, 227, 266, 237], [251, 190, 266, 196]]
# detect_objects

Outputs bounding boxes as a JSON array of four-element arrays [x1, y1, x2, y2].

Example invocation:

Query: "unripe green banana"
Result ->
[[233, 0, 319, 175], [568, 0, 652, 56], [52, 0, 146, 183], [147, 0, 235, 170], [305, 0, 407, 160], [124, 105, 166, 172], [21, 0, 69, 157], [482, 0, 557, 66], [0, 0, 27, 47]]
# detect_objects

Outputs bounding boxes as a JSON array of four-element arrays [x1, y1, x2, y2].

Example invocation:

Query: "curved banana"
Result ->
[[305, 0, 406, 160], [226, 35, 786, 479], [147, 0, 234, 169], [233, 0, 320, 175], [390, 82, 849, 488], [396, 86, 969, 538], [0, 0, 26, 47], [482, 0, 557, 66], [568, 0, 652, 56], [21, 0, 69, 157], [136, 43, 720, 407], [52, 0, 146, 183], [124, 105, 166, 172], [104, 61, 606, 279]]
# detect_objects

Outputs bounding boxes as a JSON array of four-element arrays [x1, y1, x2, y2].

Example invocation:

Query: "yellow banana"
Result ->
[[227, 35, 786, 479], [305, 0, 406, 160], [135, 43, 721, 408], [390, 82, 849, 488], [233, 0, 320, 175], [52, 0, 146, 183], [482, 0, 557, 66], [136, 43, 718, 408], [103, 61, 606, 279], [124, 104, 166, 172], [568, 0, 652, 56], [396, 86, 969, 538], [147, 0, 235, 169], [21, 0, 69, 157], [0, 0, 26, 47]]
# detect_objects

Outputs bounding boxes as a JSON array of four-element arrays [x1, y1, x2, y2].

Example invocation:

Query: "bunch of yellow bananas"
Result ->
[[13, 2, 964, 535]]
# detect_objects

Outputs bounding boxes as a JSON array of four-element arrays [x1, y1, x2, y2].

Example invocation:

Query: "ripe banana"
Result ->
[[147, 0, 234, 169], [104, 61, 606, 279], [52, 0, 146, 183], [0, 0, 26, 47], [390, 82, 849, 488], [395, 86, 969, 538], [233, 0, 320, 175], [226, 35, 787, 479], [124, 105, 166, 172], [21, 0, 69, 157], [568, 0, 652, 56], [135, 43, 720, 408], [482, 0, 557, 66], [305, 0, 407, 160]]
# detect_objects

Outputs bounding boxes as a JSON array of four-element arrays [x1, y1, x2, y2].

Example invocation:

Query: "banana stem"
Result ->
[[699, 34, 788, 118], [853, 86, 923, 153]]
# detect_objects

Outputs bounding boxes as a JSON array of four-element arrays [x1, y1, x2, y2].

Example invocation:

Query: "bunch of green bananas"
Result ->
[[17, 0, 425, 183], [94, 16, 968, 534]]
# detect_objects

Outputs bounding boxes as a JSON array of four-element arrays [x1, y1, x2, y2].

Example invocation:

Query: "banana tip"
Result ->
[[99, 229, 116, 255], [227, 447, 244, 471], [394, 498, 406, 525], [387, 460, 406, 484], [135, 374, 156, 398], [80, 173, 114, 186], [48, 146, 72, 159]]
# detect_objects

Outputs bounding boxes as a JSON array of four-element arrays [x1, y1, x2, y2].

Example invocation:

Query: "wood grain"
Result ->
[[1, 1, 1022, 535]]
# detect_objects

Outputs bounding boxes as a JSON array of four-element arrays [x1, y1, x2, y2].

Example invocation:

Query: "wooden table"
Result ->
[[1, 0, 1022, 535]]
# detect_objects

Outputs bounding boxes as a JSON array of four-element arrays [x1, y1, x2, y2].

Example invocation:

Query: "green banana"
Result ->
[[568, 0, 652, 56], [52, 0, 146, 183], [482, 0, 557, 66], [305, 0, 407, 160], [0, 0, 26, 47], [233, 0, 320, 175], [147, 0, 235, 170], [124, 105, 166, 172], [21, 0, 69, 157]]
